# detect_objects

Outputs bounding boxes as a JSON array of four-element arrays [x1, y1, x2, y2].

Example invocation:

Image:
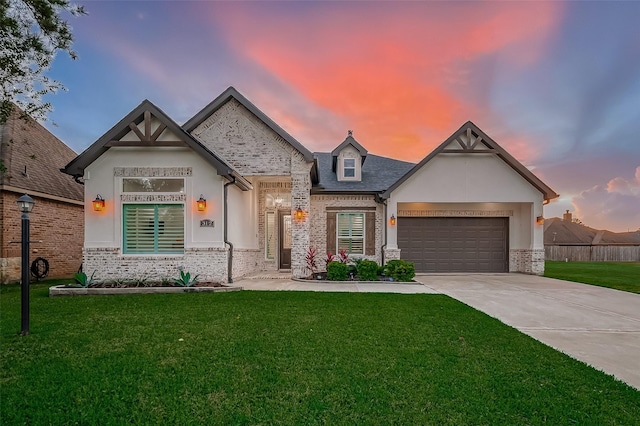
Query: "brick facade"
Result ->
[[510, 249, 545, 275], [309, 194, 384, 266], [1, 191, 83, 283]]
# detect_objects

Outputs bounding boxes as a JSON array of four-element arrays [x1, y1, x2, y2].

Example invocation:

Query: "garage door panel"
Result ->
[[397, 217, 508, 273]]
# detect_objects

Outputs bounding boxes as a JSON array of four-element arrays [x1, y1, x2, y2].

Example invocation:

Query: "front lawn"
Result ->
[[545, 261, 640, 293], [1, 283, 638, 424]]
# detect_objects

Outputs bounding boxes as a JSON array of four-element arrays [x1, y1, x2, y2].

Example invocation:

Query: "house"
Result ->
[[62, 87, 558, 283], [544, 212, 640, 261], [1, 104, 84, 283]]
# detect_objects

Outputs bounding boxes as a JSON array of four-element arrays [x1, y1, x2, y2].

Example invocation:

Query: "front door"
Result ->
[[279, 211, 292, 269]]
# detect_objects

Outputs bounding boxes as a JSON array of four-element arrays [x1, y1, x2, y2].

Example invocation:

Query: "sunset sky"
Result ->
[[44, 1, 639, 232]]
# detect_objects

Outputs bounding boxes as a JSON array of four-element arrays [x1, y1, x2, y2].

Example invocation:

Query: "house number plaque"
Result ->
[[200, 219, 215, 228]]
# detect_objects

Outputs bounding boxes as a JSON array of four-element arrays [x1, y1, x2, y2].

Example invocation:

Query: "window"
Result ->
[[123, 178, 185, 193], [265, 211, 275, 260], [337, 213, 364, 254], [343, 158, 356, 178], [123, 204, 184, 254]]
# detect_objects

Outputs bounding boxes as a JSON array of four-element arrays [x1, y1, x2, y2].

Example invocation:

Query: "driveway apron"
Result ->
[[419, 274, 640, 390]]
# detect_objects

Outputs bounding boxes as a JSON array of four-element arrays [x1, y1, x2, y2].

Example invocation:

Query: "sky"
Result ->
[[42, 1, 640, 232]]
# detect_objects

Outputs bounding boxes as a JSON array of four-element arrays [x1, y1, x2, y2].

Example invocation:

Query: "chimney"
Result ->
[[563, 210, 572, 222]]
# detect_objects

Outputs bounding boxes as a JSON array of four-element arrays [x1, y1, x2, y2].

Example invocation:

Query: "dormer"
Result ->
[[331, 130, 368, 182]]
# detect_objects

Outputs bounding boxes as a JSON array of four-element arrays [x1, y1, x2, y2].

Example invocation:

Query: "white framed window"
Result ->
[[343, 158, 356, 178], [123, 178, 185, 193], [265, 211, 276, 260], [337, 213, 364, 254], [123, 204, 184, 254]]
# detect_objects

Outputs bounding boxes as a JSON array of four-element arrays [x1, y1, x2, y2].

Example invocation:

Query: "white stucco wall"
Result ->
[[84, 146, 226, 250], [227, 180, 258, 249], [385, 153, 545, 265]]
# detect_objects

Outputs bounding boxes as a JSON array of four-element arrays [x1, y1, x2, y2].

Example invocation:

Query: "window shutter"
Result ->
[[365, 212, 375, 255], [156, 205, 184, 253], [124, 205, 155, 254], [326, 212, 336, 255], [123, 204, 184, 254]]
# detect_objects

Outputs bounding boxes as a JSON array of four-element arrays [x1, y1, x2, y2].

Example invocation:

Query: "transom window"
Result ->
[[337, 213, 364, 254], [123, 178, 185, 193], [343, 158, 356, 178], [123, 204, 184, 254]]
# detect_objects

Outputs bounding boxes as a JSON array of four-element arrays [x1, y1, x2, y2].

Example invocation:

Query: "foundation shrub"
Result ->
[[384, 260, 415, 282], [327, 261, 348, 281], [357, 259, 379, 281]]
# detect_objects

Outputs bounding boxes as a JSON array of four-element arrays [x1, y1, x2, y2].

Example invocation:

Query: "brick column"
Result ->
[[290, 156, 312, 278]]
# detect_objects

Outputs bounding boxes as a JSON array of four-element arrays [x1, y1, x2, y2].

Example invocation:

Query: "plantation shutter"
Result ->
[[326, 212, 336, 255], [365, 212, 375, 255], [337, 213, 364, 254], [123, 204, 184, 254]]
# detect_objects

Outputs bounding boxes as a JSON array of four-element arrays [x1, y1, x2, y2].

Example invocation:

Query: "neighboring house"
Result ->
[[1, 105, 84, 283], [62, 87, 558, 283], [544, 212, 640, 261]]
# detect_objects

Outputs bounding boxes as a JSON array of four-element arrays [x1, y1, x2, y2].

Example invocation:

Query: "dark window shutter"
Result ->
[[326, 212, 336, 255], [365, 212, 375, 255]]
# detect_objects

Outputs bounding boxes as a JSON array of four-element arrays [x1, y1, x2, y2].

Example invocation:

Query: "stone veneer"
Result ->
[[83, 247, 229, 283], [509, 249, 545, 275], [231, 248, 261, 281], [309, 194, 383, 265]]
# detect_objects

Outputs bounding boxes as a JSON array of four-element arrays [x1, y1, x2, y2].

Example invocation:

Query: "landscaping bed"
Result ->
[[49, 283, 241, 297]]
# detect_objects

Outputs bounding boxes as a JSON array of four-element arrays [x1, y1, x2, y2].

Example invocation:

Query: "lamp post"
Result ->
[[17, 194, 35, 336]]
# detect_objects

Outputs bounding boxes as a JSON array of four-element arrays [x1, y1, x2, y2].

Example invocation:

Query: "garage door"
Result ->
[[397, 217, 508, 273]]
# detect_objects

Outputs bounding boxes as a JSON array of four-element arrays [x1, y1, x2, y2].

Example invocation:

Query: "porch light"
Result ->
[[294, 206, 305, 221], [390, 214, 396, 226], [92, 195, 105, 212], [197, 195, 207, 211], [536, 216, 544, 225]]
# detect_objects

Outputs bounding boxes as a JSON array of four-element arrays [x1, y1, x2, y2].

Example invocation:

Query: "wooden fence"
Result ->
[[545, 245, 640, 262]]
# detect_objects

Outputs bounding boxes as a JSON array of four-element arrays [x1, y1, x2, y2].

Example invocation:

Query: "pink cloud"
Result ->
[[572, 167, 640, 232], [209, 1, 563, 161]]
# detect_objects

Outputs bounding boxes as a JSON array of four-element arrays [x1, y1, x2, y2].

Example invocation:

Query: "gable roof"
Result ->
[[381, 121, 559, 201], [544, 217, 640, 245], [62, 100, 252, 190], [330, 131, 368, 172], [183, 86, 314, 163], [0, 104, 83, 201], [313, 152, 414, 194]]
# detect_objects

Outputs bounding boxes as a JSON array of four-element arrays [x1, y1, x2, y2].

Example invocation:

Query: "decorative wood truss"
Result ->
[[105, 111, 187, 147], [441, 128, 496, 153]]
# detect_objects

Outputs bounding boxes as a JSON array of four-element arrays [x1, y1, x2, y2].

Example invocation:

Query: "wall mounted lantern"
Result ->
[[294, 206, 305, 221], [390, 214, 397, 226], [536, 216, 544, 225], [197, 195, 207, 212], [93, 195, 105, 212]]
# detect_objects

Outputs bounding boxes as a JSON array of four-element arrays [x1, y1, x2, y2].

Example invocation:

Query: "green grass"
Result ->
[[545, 261, 640, 293], [1, 283, 638, 424]]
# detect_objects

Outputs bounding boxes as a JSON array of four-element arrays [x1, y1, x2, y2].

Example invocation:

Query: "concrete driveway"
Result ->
[[419, 274, 640, 390]]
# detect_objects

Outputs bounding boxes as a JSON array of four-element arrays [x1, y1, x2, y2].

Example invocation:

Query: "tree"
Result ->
[[0, 0, 85, 124]]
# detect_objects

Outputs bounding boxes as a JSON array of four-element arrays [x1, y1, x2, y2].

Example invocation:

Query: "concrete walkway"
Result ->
[[235, 274, 640, 390]]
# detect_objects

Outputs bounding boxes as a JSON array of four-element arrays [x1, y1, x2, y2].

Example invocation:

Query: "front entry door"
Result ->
[[279, 211, 292, 269]]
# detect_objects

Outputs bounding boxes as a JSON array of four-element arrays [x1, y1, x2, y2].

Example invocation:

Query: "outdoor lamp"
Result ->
[[197, 195, 207, 211], [390, 214, 396, 226], [294, 206, 305, 221], [536, 216, 544, 225], [93, 195, 105, 211], [17, 194, 35, 213]]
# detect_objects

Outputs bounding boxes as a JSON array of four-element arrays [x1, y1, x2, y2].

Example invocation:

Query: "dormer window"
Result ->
[[343, 159, 356, 178]]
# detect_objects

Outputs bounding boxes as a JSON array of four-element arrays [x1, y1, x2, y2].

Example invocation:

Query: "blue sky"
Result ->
[[43, 1, 640, 232]]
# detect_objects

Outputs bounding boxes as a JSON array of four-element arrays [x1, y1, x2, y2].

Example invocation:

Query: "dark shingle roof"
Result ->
[[0, 104, 83, 201], [313, 152, 414, 193], [544, 217, 640, 245]]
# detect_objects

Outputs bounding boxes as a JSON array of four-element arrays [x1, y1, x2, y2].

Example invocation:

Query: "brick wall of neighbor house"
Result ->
[[309, 194, 383, 268], [83, 247, 230, 284], [509, 249, 545, 275], [1, 192, 83, 283]]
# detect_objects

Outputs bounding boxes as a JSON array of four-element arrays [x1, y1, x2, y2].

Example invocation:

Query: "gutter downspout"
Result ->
[[375, 194, 386, 266], [224, 178, 235, 283]]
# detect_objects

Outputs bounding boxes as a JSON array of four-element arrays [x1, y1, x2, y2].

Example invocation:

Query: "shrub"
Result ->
[[324, 252, 335, 270], [74, 271, 96, 288], [306, 247, 318, 275], [327, 261, 348, 281], [357, 259, 379, 281], [384, 260, 415, 282], [173, 271, 199, 287]]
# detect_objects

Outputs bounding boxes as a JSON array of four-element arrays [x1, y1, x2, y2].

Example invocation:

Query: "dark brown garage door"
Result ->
[[397, 217, 508, 273]]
